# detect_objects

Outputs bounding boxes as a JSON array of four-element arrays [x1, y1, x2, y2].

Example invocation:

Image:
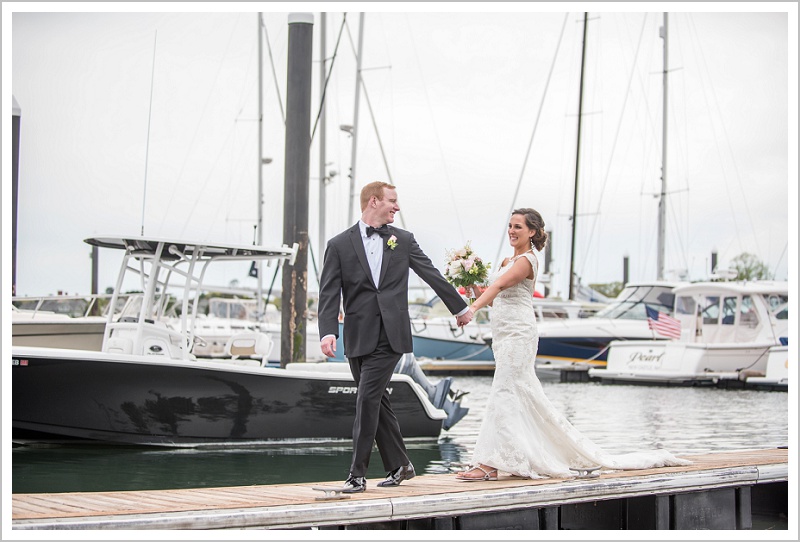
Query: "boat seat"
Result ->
[[224, 332, 274, 367], [105, 337, 133, 355]]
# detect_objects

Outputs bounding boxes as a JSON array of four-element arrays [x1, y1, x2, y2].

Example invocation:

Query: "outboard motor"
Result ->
[[394, 353, 469, 430]]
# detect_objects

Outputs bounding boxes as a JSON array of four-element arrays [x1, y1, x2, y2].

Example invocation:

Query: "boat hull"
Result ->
[[589, 340, 775, 386], [326, 321, 494, 362], [12, 320, 106, 351], [536, 336, 616, 365], [744, 345, 789, 391], [12, 348, 445, 446], [535, 319, 663, 367]]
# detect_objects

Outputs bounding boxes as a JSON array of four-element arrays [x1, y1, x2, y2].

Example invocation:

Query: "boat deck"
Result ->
[[11, 447, 789, 530]]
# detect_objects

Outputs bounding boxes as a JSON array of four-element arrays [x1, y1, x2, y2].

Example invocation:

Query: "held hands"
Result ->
[[456, 307, 474, 328]]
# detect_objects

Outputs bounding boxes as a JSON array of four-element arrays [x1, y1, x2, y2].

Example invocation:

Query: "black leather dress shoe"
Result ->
[[377, 462, 416, 487], [342, 475, 366, 493]]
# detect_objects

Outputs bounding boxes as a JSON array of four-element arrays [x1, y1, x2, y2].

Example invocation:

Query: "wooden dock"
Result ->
[[11, 448, 789, 530]]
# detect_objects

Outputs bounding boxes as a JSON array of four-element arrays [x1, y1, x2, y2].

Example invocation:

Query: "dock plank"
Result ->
[[11, 448, 788, 529]]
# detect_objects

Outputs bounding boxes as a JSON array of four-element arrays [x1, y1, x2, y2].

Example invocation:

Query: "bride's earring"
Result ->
[[529, 237, 534, 250]]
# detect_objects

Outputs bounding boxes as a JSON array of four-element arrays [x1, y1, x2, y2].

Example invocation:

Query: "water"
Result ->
[[12, 377, 789, 494]]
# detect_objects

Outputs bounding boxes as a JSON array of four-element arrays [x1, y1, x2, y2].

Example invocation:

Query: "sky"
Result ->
[[4, 2, 797, 302]]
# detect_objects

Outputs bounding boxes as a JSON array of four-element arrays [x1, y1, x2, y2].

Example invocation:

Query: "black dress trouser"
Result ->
[[347, 321, 408, 477]]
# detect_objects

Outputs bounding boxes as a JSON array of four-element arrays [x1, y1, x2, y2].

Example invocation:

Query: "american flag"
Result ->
[[645, 305, 681, 339]]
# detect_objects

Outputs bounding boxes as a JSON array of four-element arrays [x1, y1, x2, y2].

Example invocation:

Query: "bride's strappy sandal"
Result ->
[[455, 465, 498, 482]]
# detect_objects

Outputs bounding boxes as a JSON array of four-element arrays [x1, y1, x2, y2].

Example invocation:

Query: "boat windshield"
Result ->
[[765, 294, 788, 320], [592, 284, 675, 321], [117, 294, 172, 322], [208, 299, 254, 320]]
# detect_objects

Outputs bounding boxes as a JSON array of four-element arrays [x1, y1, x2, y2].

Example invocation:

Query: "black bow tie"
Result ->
[[366, 224, 391, 238]]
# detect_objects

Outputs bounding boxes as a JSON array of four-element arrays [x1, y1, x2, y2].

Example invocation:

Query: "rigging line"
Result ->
[[157, 18, 241, 234], [141, 30, 157, 237], [666, 188, 690, 275], [222, 118, 259, 239], [577, 13, 649, 278], [687, 15, 753, 254], [348, 40, 394, 185], [261, 16, 285, 124], [344, 17, 406, 230], [310, 13, 348, 144], [493, 13, 569, 268], [180, 122, 239, 239], [676, 20, 693, 271], [772, 242, 787, 279], [402, 13, 463, 239]]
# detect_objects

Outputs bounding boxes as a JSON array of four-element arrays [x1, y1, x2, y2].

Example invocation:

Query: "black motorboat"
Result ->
[[12, 236, 468, 447]]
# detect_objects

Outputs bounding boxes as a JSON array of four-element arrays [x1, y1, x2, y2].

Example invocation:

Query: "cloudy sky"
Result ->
[[4, 3, 796, 301]]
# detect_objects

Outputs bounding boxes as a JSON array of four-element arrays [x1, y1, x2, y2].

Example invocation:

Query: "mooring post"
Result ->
[[12, 96, 21, 296], [281, 13, 314, 367]]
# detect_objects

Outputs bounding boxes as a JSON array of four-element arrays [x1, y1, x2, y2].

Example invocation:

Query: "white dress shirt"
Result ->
[[360, 220, 384, 288]]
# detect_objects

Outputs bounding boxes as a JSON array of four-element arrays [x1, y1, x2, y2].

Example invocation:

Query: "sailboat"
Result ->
[[522, 13, 686, 380]]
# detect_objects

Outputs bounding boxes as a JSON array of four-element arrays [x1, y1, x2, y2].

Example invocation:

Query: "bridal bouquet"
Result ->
[[444, 242, 490, 302]]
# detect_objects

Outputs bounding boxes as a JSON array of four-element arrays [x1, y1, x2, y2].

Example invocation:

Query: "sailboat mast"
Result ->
[[568, 12, 588, 301], [257, 12, 264, 314], [347, 13, 365, 225], [657, 12, 669, 280]]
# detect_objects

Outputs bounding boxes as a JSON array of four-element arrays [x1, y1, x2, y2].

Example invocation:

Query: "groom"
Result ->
[[318, 181, 472, 493]]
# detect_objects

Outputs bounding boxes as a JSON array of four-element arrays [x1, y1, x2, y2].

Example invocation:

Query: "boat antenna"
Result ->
[[141, 30, 157, 236]]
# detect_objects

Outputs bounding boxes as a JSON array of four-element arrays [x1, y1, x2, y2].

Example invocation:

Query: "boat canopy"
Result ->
[[673, 281, 788, 298], [84, 236, 297, 263]]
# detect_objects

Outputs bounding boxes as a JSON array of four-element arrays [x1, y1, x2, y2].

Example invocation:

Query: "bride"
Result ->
[[455, 208, 691, 481]]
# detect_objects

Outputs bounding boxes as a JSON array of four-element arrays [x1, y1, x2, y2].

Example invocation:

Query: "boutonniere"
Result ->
[[387, 235, 398, 250]]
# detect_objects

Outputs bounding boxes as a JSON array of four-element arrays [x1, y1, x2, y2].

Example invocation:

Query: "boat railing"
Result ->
[[11, 293, 133, 319]]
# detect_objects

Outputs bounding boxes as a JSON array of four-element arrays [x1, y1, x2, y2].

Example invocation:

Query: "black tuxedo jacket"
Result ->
[[318, 224, 468, 359]]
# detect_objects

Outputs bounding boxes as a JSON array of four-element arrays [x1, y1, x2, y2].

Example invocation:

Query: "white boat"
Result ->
[[532, 281, 685, 375], [588, 281, 789, 388], [405, 294, 605, 375], [12, 294, 132, 351], [744, 344, 789, 390], [188, 297, 265, 358], [185, 297, 325, 363], [12, 236, 470, 446]]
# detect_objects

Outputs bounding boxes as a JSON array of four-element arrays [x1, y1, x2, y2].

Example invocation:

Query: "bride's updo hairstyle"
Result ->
[[512, 208, 548, 251]]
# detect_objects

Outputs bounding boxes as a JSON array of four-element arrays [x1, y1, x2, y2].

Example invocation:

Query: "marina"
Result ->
[[7, 9, 793, 534], [10, 448, 789, 530]]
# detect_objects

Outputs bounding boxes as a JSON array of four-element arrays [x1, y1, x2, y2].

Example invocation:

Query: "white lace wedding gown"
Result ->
[[470, 251, 691, 479]]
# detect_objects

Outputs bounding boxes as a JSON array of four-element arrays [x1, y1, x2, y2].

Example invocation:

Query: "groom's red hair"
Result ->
[[360, 181, 396, 211]]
